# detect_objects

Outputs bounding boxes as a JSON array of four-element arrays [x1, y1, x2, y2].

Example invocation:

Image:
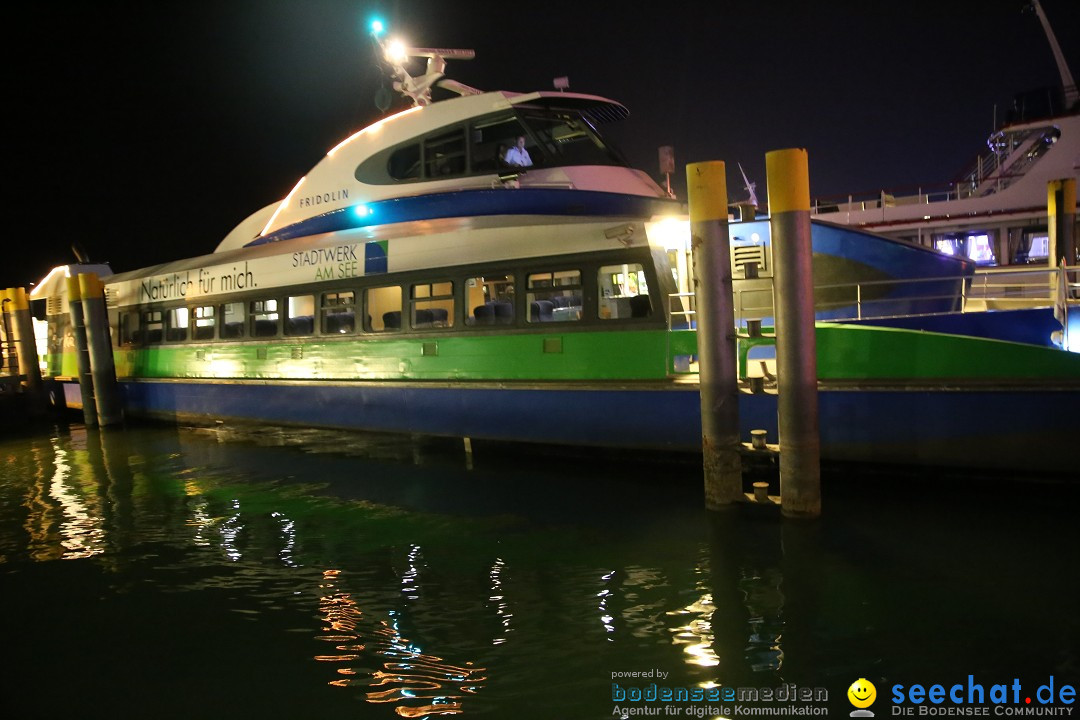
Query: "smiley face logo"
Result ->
[[848, 678, 877, 709]]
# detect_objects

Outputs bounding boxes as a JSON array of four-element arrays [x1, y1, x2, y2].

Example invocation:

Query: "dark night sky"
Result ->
[[6, 0, 1078, 290]]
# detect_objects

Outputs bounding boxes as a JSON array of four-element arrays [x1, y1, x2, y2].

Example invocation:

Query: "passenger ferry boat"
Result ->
[[28, 29, 1080, 476]]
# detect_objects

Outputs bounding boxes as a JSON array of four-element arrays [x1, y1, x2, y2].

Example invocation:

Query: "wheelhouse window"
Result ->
[[411, 281, 454, 329], [221, 302, 245, 339], [425, 128, 465, 177], [321, 291, 356, 335], [192, 305, 216, 340], [165, 307, 188, 342], [251, 299, 279, 337], [360, 104, 627, 184], [284, 294, 315, 337], [465, 273, 515, 325], [366, 285, 403, 332], [388, 144, 421, 181], [527, 270, 581, 323], [598, 263, 652, 319], [470, 115, 532, 173], [517, 108, 626, 168]]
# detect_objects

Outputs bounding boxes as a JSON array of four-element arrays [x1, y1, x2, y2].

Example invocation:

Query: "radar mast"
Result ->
[[371, 24, 481, 107]]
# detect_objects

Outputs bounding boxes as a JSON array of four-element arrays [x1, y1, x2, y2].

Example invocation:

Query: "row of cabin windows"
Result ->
[[118, 263, 653, 345]]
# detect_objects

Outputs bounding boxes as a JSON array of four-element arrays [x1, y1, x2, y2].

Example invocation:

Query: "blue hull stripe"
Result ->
[[117, 380, 1079, 474], [246, 189, 681, 247]]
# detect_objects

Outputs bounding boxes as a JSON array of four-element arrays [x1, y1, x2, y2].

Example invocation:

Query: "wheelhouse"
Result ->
[[356, 99, 631, 185]]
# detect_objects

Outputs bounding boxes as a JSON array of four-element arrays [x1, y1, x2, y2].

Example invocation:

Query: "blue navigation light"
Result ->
[[355, 204, 372, 219], [370, 19, 385, 36]]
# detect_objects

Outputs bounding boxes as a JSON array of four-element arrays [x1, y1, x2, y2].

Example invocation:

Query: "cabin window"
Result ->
[[365, 285, 403, 332], [424, 128, 466, 177], [142, 310, 164, 343], [411, 281, 454, 329], [388, 144, 421, 181], [250, 299, 279, 338], [120, 312, 140, 344], [526, 270, 581, 323], [192, 306, 216, 341], [465, 273, 515, 325], [321, 291, 356, 335], [165, 307, 189, 342], [598, 263, 651, 319], [284, 294, 315, 337], [220, 302, 245, 339]]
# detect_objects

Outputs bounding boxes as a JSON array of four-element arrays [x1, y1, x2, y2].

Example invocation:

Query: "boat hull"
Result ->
[[55, 375, 1080, 476]]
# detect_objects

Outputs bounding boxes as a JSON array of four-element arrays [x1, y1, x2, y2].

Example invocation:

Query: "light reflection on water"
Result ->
[[0, 422, 1077, 718]]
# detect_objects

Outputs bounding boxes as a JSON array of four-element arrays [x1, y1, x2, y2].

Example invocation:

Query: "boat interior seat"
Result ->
[[145, 328, 163, 343], [530, 300, 554, 322], [630, 294, 652, 318], [473, 303, 495, 325], [285, 315, 314, 336], [549, 294, 582, 309], [413, 308, 434, 327], [222, 322, 244, 339], [324, 311, 355, 334], [472, 301, 513, 326], [254, 319, 278, 337], [193, 325, 215, 341], [428, 308, 449, 326], [382, 311, 401, 330], [492, 301, 513, 323]]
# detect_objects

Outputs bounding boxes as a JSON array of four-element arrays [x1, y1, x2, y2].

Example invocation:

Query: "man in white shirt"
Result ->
[[504, 135, 533, 167]]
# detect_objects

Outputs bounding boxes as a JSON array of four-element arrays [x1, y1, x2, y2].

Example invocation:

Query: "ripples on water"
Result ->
[[0, 422, 1077, 719]]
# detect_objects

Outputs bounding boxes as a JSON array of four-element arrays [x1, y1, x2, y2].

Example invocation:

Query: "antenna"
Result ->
[[738, 163, 759, 208], [658, 146, 675, 199], [373, 27, 481, 106], [1029, 0, 1078, 109]]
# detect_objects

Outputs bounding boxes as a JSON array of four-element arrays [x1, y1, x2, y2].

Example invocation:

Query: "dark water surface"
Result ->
[[1, 422, 1077, 719]]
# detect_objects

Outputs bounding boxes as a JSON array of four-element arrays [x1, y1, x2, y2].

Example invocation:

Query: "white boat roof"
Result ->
[[213, 89, 653, 254]]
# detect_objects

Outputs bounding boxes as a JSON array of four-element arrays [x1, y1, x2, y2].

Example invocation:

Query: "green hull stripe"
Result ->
[[814, 324, 1080, 380], [47, 324, 1080, 384], [112, 330, 674, 381]]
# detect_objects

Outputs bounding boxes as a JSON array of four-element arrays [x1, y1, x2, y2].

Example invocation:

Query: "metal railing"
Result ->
[[665, 265, 1078, 379], [667, 292, 696, 329], [811, 126, 1058, 215], [668, 264, 1078, 329]]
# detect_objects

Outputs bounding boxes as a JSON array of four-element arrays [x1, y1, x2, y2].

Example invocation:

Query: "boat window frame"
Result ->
[[409, 280, 455, 330], [164, 306, 189, 342], [464, 271, 517, 327], [220, 301, 246, 340], [250, 297, 281, 338], [364, 284, 404, 333], [525, 268, 583, 324], [321, 290, 357, 335], [191, 304, 217, 341], [283, 293, 316, 337]]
